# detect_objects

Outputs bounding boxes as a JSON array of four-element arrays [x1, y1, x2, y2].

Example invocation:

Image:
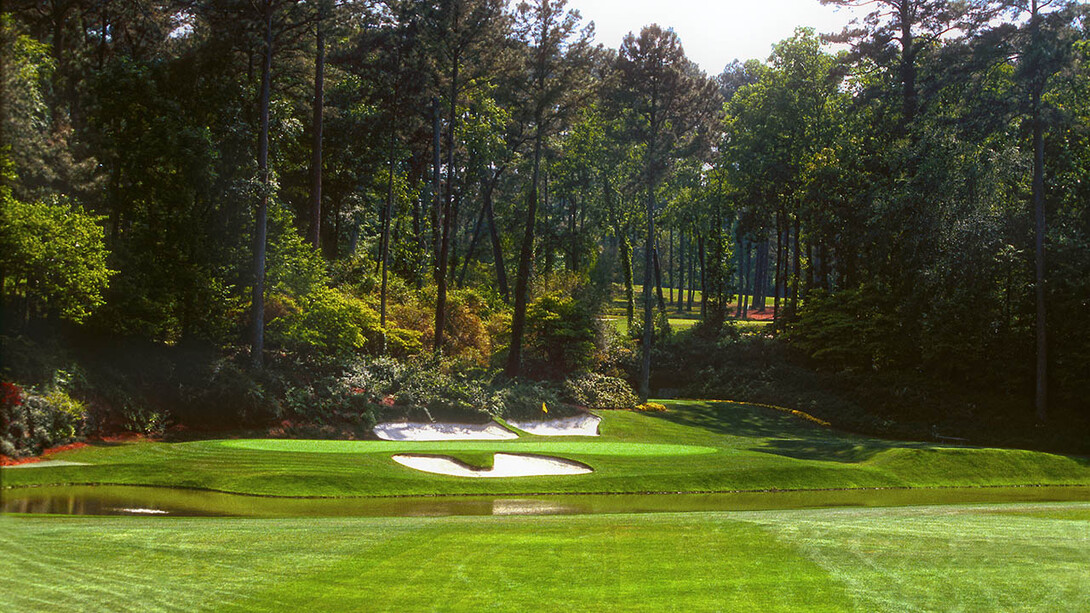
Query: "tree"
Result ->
[[986, 0, 1082, 421], [504, 0, 594, 377], [612, 25, 720, 398], [821, 0, 990, 128], [0, 160, 114, 325], [424, 0, 508, 352]]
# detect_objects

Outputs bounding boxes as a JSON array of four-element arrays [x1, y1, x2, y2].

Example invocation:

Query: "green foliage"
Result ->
[[524, 289, 598, 376], [269, 287, 381, 357], [265, 204, 327, 298], [1, 385, 86, 458], [492, 379, 576, 419], [0, 181, 114, 323], [562, 373, 639, 410], [786, 286, 900, 372]]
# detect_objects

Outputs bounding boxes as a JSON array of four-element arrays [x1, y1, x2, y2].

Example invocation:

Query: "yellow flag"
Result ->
[[542, 401, 548, 414]]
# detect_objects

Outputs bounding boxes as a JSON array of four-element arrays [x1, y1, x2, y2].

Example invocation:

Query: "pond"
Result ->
[[4, 485, 1090, 517]]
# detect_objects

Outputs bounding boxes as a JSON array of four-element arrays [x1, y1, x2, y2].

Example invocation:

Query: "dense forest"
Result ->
[[2, 0, 1088, 457]]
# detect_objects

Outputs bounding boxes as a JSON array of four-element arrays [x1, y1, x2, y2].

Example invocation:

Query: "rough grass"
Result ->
[[4, 401, 1089, 497], [3, 503, 1088, 612]]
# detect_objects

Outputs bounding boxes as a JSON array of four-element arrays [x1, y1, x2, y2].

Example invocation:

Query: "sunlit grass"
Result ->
[[3, 503, 1088, 612], [5, 401, 1089, 498]]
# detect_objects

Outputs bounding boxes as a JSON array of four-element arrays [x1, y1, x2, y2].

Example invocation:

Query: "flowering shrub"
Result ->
[[1, 384, 86, 458], [1, 382, 22, 408]]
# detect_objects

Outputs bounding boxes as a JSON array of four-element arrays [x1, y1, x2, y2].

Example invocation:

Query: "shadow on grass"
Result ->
[[757, 438, 906, 463], [658, 401, 920, 463]]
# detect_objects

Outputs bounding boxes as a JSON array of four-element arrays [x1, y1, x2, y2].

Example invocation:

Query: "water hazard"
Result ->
[[4, 485, 1090, 518]]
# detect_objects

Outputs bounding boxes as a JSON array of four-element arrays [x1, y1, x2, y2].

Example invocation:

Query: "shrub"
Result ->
[[562, 373, 638, 410], [392, 365, 493, 422], [0, 191, 114, 323], [493, 380, 578, 420], [269, 286, 381, 357], [280, 373, 379, 433], [183, 358, 278, 427], [1, 384, 87, 458], [524, 290, 598, 377]]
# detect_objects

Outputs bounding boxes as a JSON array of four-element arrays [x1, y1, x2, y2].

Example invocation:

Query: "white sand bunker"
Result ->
[[392, 453, 593, 478], [374, 420, 517, 441], [507, 413, 601, 437]]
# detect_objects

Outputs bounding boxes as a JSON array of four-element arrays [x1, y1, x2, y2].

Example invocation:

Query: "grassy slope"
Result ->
[[4, 400, 1089, 497], [3, 504, 1088, 612]]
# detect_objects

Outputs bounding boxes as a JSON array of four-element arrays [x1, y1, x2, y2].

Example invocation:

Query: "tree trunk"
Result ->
[[755, 239, 768, 311], [569, 194, 579, 272], [620, 234, 635, 327], [741, 238, 749, 316], [431, 97, 441, 275], [458, 192, 489, 287], [486, 192, 509, 301], [639, 190, 655, 400], [687, 234, 695, 312], [698, 235, 706, 320], [307, 16, 324, 250], [774, 212, 783, 321], [735, 236, 745, 318], [791, 215, 801, 316], [668, 228, 674, 303], [653, 246, 666, 312], [1031, 0, 1047, 422], [435, 46, 459, 352], [379, 130, 396, 340], [505, 123, 544, 377], [250, 0, 273, 370], [677, 231, 685, 312], [899, 0, 917, 127], [806, 240, 815, 300]]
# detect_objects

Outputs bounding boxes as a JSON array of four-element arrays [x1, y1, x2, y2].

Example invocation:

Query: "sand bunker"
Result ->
[[507, 414, 601, 437], [392, 453, 593, 478], [374, 420, 518, 441]]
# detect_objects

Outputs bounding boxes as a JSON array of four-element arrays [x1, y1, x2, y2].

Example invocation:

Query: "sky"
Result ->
[[564, 0, 868, 75]]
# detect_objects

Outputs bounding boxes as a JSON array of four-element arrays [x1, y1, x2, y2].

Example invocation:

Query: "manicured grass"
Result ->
[[4, 400, 1089, 497], [601, 315, 698, 336], [3, 503, 1088, 611]]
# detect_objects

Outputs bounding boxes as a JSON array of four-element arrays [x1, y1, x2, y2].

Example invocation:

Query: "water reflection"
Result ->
[[3, 485, 1089, 518]]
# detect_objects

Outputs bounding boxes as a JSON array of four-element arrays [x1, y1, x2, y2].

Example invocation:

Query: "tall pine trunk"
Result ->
[[506, 125, 544, 377], [250, 0, 273, 369], [620, 234, 635, 326], [435, 45, 459, 351], [1031, 0, 1048, 423], [307, 16, 324, 249], [486, 191, 509, 301], [639, 188, 655, 400]]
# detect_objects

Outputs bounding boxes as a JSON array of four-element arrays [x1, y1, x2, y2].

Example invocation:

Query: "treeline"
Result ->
[[1, 0, 1088, 424]]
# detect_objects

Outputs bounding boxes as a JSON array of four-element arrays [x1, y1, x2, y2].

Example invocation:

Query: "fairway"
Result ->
[[5, 401, 1090, 611], [3, 503, 1088, 612]]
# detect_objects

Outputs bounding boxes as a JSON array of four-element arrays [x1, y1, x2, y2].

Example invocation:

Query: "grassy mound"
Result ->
[[3, 400, 1088, 497]]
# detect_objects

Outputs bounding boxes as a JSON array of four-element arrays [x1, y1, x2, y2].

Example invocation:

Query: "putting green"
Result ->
[[218, 439, 719, 457]]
